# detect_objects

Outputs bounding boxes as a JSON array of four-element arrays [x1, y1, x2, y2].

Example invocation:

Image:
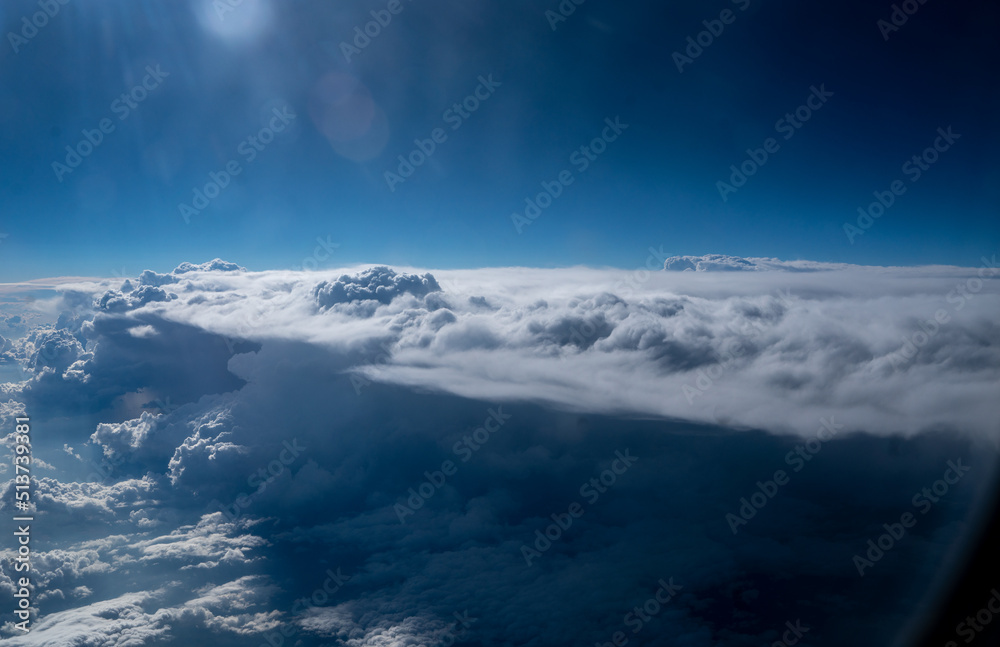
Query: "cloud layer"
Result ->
[[0, 258, 997, 646], [34, 256, 995, 439]]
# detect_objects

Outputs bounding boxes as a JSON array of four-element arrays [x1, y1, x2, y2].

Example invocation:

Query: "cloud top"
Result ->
[[1, 256, 997, 647], [313, 266, 442, 309], [6, 256, 989, 440], [662, 254, 857, 272]]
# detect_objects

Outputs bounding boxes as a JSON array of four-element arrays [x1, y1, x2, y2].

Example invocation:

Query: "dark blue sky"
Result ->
[[1, 0, 997, 280]]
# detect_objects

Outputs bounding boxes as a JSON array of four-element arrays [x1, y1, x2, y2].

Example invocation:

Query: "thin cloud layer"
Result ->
[[661, 253, 856, 272]]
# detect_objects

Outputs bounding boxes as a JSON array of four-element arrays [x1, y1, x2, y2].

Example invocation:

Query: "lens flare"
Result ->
[[308, 72, 389, 162], [191, 0, 273, 42]]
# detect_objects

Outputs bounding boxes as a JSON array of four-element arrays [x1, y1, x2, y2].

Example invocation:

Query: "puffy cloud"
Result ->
[[662, 253, 853, 272], [313, 266, 441, 310], [0, 475, 160, 520], [23, 328, 86, 373], [328, 264, 996, 439], [173, 259, 247, 274], [133, 259, 246, 289], [97, 285, 174, 313], [0, 589, 173, 645], [0, 257, 997, 646], [166, 406, 248, 488], [0, 505, 278, 643], [0, 336, 14, 366], [72, 586, 93, 599], [126, 514, 270, 568], [0, 577, 280, 645], [0, 314, 28, 339], [91, 412, 160, 460], [95, 260, 248, 314], [135, 270, 177, 288], [21, 259, 995, 439], [664, 253, 764, 272], [19, 312, 250, 416], [299, 605, 461, 646]]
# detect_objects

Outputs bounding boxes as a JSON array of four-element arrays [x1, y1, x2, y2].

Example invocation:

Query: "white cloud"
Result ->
[[0, 576, 281, 645], [661, 253, 858, 272], [1, 257, 997, 646], [127, 513, 270, 568], [59, 259, 997, 439]]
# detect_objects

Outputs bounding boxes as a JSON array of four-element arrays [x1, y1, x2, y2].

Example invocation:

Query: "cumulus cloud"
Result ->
[[664, 254, 764, 272], [0, 338, 15, 366], [313, 266, 442, 310], [174, 260, 247, 274], [72, 586, 93, 599], [96, 259, 247, 313], [0, 589, 173, 646], [1, 257, 998, 646], [127, 513, 270, 569], [68, 258, 993, 438], [23, 328, 86, 373], [91, 412, 161, 459], [662, 253, 854, 272], [0, 508, 278, 643], [0, 475, 159, 519], [10, 258, 992, 442], [98, 285, 175, 313], [0, 577, 280, 645]]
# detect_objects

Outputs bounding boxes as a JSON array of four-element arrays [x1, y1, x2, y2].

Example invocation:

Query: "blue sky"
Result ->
[[2, 5, 999, 643], [0, 0, 998, 281]]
